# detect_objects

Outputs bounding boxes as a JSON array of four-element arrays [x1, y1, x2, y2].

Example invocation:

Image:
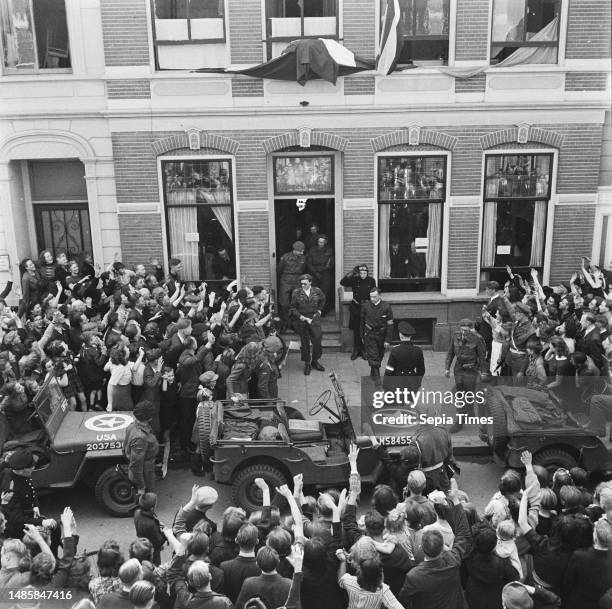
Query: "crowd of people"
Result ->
[[0, 249, 611, 608]]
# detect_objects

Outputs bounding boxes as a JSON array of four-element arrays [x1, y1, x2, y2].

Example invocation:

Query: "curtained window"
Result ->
[[491, 0, 560, 65], [379, 0, 450, 65], [162, 159, 235, 283], [378, 155, 445, 292], [481, 153, 552, 286], [265, 0, 339, 60]]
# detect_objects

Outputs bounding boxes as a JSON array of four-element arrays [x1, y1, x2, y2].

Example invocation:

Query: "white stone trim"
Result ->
[[236, 200, 268, 211], [343, 198, 375, 210], [116, 203, 160, 214], [448, 196, 480, 207], [555, 194, 598, 205]]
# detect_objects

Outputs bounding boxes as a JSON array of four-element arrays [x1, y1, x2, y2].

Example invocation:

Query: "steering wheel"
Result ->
[[309, 389, 340, 421]]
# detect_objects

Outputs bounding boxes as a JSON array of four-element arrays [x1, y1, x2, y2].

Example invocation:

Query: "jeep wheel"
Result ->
[[197, 402, 214, 463], [231, 464, 287, 513], [95, 467, 137, 517], [533, 449, 577, 474], [485, 390, 509, 451]]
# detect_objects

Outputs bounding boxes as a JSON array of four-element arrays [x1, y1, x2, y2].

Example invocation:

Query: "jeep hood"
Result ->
[[52, 412, 134, 453]]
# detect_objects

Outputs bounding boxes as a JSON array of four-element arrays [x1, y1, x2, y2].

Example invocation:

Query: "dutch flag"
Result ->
[[376, 0, 402, 75]]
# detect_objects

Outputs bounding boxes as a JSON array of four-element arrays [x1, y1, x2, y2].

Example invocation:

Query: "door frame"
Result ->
[[267, 150, 343, 318]]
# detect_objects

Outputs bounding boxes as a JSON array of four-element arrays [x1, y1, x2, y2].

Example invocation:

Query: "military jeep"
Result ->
[[198, 372, 384, 512], [1, 376, 137, 517]]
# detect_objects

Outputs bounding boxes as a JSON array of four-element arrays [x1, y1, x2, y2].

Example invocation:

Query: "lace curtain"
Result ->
[[167, 207, 199, 280], [481, 202, 498, 267], [529, 200, 547, 266], [426, 202, 442, 277], [379, 205, 391, 278]]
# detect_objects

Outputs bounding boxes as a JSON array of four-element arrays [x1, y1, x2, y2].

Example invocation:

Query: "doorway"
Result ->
[[274, 197, 335, 311]]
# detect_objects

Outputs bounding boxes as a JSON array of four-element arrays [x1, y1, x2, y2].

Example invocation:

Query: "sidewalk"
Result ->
[[279, 347, 488, 451]]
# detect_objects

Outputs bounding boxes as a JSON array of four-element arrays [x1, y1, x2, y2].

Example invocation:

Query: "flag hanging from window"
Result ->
[[376, 0, 401, 75]]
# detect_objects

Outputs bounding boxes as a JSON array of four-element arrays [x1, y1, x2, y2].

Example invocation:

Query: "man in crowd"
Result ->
[[277, 241, 306, 332], [361, 286, 394, 384], [384, 321, 425, 397], [306, 235, 334, 317]]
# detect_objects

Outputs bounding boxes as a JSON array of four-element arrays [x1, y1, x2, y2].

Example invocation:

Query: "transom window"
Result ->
[[378, 155, 446, 292], [491, 0, 560, 65], [379, 0, 450, 66], [481, 153, 553, 286]]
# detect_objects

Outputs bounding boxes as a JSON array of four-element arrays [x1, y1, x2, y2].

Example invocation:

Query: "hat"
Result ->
[[458, 318, 474, 328], [299, 274, 313, 282], [515, 302, 532, 316], [398, 321, 416, 336], [195, 486, 219, 506], [263, 336, 283, 354], [292, 241, 305, 251], [318, 234, 328, 241], [8, 448, 34, 470], [133, 400, 155, 422], [139, 492, 157, 511], [199, 371, 219, 385], [502, 582, 534, 609], [243, 309, 258, 321]]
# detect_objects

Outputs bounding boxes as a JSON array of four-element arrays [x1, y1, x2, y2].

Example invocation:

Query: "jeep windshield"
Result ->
[[33, 376, 70, 437]]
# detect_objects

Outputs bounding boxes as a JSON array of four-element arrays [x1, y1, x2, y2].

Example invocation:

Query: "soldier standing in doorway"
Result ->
[[277, 241, 306, 333], [340, 265, 376, 360], [361, 286, 394, 384], [306, 234, 334, 317]]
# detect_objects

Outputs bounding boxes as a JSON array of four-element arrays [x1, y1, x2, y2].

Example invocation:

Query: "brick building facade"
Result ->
[[0, 0, 610, 349]]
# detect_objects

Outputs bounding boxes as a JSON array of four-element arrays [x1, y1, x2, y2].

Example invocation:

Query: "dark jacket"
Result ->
[[0, 472, 43, 538], [235, 573, 292, 609], [177, 345, 212, 398], [220, 555, 261, 603], [463, 552, 519, 609], [562, 547, 612, 609], [123, 420, 159, 490], [134, 508, 165, 564], [398, 504, 471, 609]]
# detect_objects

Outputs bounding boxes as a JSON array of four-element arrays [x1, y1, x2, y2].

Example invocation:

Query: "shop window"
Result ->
[[162, 159, 235, 283], [152, 0, 226, 70], [380, 0, 450, 66], [491, 0, 560, 65], [1, 0, 71, 72], [378, 155, 445, 292], [265, 0, 338, 60], [481, 153, 552, 286]]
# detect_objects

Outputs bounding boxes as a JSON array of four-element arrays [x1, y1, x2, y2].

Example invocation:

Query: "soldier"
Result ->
[[361, 287, 394, 383], [277, 241, 306, 332], [289, 274, 326, 375], [306, 235, 334, 316], [384, 321, 425, 397], [445, 318, 486, 433], [340, 264, 376, 360]]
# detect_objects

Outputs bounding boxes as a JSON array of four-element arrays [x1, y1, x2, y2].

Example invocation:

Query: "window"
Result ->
[[265, 0, 338, 60], [481, 153, 552, 286], [380, 0, 450, 65], [491, 0, 560, 65], [1, 0, 71, 72], [378, 155, 446, 292], [152, 0, 226, 70], [162, 159, 235, 283]]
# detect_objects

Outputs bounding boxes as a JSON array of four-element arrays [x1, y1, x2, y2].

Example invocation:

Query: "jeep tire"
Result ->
[[95, 466, 138, 517], [231, 464, 287, 513], [197, 402, 214, 464], [485, 390, 509, 451]]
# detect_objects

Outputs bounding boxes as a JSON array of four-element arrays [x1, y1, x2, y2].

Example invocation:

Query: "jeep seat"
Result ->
[[288, 419, 325, 442]]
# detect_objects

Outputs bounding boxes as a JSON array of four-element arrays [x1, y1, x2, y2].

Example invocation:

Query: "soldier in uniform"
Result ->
[[445, 318, 486, 433], [361, 286, 394, 383], [306, 235, 334, 316], [277, 241, 306, 332], [340, 264, 376, 360], [289, 274, 326, 375], [384, 321, 425, 397]]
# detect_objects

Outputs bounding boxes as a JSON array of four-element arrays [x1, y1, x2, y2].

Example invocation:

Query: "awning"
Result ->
[[195, 39, 373, 86]]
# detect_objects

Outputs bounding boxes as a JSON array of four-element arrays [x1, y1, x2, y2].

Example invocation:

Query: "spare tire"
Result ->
[[196, 402, 214, 464], [485, 389, 509, 451]]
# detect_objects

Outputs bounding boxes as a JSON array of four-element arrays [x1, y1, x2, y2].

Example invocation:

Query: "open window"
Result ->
[[491, 0, 560, 65], [265, 0, 339, 60], [480, 153, 553, 286], [1, 0, 71, 72], [377, 155, 445, 292], [151, 0, 227, 70], [380, 0, 450, 66]]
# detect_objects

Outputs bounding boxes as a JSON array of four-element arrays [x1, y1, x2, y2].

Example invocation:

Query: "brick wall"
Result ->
[[107, 79, 151, 99], [228, 0, 262, 64], [231, 78, 264, 97], [100, 0, 150, 66], [118, 214, 164, 269], [565, 0, 612, 59], [237, 211, 271, 286], [343, 209, 375, 274], [447, 207, 480, 289], [549, 204, 596, 283], [565, 72, 608, 91], [344, 75, 376, 96], [343, 0, 376, 61], [454, 0, 490, 61]]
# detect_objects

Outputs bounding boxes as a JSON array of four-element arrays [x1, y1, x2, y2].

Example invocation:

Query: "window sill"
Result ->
[[1, 69, 73, 80]]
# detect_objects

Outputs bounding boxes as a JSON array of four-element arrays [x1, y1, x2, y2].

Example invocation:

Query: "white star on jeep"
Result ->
[[84, 413, 133, 432]]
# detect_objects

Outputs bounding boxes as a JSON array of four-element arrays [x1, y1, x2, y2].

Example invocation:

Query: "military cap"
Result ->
[[292, 241, 305, 250], [7, 448, 34, 470], [299, 274, 313, 282], [398, 321, 416, 336]]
